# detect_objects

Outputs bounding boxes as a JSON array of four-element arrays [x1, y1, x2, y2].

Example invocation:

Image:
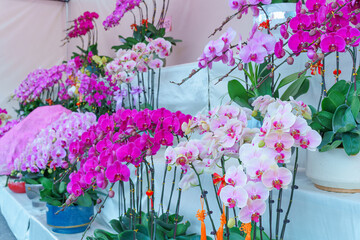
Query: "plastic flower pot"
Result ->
[[306, 149, 360, 193], [8, 180, 26, 193], [25, 183, 46, 208], [46, 204, 94, 234]]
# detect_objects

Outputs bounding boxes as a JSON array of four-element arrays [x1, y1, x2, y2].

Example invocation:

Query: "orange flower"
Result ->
[[142, 19, 148, 28], [130, 24, 138, 31], [310, 62, 323, 75], [46, 98, 53, 106]]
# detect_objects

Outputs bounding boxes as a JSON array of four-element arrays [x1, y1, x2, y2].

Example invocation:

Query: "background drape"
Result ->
[[0, 0, 252, 115]]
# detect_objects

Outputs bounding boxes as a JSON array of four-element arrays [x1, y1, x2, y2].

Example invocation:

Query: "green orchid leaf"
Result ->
[[276, 72, 302, 90], [327, 80, 350, 96], [110, 219, 123, 234], [321, 91, 346, 113], [342, 132, 360, 156], [316, 111, 333, 130], [318, 131, 335, 149], [292, 77, 310, 99], [228, 80, 251, 109], [349, 93, 360, 118], [332, 104, 356, 133], [280, 75, 306, 101], [76, 192, 93, 207], [319, 140, 343, 152], [135, 224, 149, 236], [39, 177, 53, 190], [93, 229, 117, 240]]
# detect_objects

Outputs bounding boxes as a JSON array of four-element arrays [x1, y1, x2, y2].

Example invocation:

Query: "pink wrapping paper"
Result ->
[[0, 105, 71, 175]]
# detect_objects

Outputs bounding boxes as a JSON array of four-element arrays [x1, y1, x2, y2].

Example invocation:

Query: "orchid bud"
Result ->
[[95, 166, 101, 172], [65, 199, 71, 205], [238, 63, 244, 71], [227, 218, 235, 228], [266, 64, 273, 70], [300, 9, 306, 14], [318, 53, 324, 60], [305, 62, 311, 68], [167, 165, 172, 171], [338, 12, 343, 17], [48, 169, 53, 174], [96, 198, 102, 204], [309, 29, 317, 36], [41, 170, 45, 175], [251, 110, 258, 117], [237, 13, 242, 19], [108, 190, 115, 198], [287, 57, 294, 65], [331, 2, 337, 8], [269, 72, 274, 78], [258, 140, 265, 148]]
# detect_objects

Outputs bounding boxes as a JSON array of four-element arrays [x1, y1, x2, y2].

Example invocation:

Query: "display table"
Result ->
[[0, 185, 112, 240]]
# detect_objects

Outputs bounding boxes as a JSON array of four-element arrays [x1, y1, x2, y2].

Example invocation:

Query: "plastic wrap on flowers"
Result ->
[[0, 105, 71, 175]]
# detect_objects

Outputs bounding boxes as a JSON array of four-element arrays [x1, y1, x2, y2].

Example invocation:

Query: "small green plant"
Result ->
[[87, 209, 210, 240], [310, 77, 360, 156]]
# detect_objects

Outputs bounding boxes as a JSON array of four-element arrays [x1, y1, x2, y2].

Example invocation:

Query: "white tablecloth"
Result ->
[[0, 185, 112, 240]]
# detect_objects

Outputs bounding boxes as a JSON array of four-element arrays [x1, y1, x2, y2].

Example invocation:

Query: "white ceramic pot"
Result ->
[[306, 149, 360, 193]]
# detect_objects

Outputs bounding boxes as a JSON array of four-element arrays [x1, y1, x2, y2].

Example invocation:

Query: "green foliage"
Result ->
[[227, 63, 310, 112], [310, 80, 360, 156], [38, 169, 98, 207], [86, 210, 206, 240], [112, 23, 181, 51]]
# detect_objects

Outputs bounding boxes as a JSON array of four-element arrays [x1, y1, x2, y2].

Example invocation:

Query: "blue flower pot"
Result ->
[[46, 204, 94, 234]]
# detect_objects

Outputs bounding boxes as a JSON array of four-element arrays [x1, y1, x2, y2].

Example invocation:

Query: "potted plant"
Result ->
[[12, 111, 98, 233], [307, 77, 360, 192]]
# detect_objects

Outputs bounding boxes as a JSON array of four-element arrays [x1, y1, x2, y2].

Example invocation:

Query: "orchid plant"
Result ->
[[175, 0, 360, 116], [106, 38, 173, 110], [12, 112, 98, 206], [61, 107, 193, 239], [168, 98, 321, 239]]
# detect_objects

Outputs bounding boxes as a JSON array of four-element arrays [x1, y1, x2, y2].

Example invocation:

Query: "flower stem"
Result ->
[[192, 166, 216, 234], [156, 67, 161, 109], [259, 216, 263, 240], [275, 188, 283, 240], [166, 166, 178, 222], [280, 148, 299, 240], [160, 163, 168, 214], [80, 183, 115, 240], [173, 170, 184, 239]]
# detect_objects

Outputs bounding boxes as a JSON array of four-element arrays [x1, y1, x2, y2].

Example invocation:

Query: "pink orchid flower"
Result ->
[[244, 181, 269, 200], [220, 185, 248, 208], [265, 132, 294, 153], [245, 156, 276, 180], [239, 199, 266, 223], [262, 166, 292, 190], [225, 165, 247, 187], [297, 129, 322, 151], [204, 39, 225, 59]]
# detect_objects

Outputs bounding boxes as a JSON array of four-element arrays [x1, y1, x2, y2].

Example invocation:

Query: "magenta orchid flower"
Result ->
[[105, 161, 130, 183], [320, 33, 346, 52], [239, 199, 266, 223], [289, 14, 311, 31], [274, 39, 285, 59], [220, 185, 248, 208], [116, 142, 142, 164], [262, 166, 292, 190], [305, 0, 326, 12], [338, 26, 360, 46]]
